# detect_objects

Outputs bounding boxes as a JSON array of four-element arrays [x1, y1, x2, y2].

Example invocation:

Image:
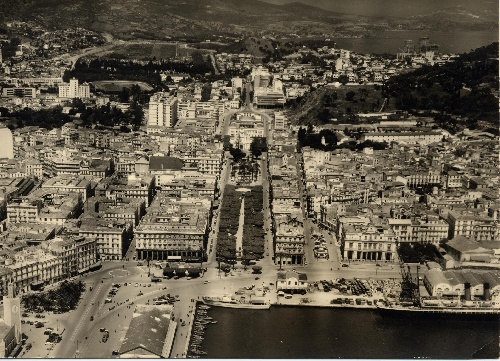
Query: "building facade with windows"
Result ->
[[148, 93, 178, 127]]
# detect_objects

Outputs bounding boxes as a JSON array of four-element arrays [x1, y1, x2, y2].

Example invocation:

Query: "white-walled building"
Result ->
[[58, 78, 90, 99], [148, 93, 178, 127]]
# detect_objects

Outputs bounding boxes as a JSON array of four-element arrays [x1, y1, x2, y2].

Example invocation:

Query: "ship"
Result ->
[[202, 295, 271, 309], [377, 300, 500, 321]]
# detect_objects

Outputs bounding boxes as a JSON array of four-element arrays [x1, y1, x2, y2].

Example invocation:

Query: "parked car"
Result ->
[[342, 264, 349, 267]]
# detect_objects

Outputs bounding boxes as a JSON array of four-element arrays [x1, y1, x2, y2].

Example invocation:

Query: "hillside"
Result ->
[[287, 85, 395, 125], [385, 42, 499, 134], [0, 0, 497, 40]]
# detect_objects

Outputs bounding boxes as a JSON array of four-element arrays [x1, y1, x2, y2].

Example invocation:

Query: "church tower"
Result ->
[[3, 283, 21, 343]]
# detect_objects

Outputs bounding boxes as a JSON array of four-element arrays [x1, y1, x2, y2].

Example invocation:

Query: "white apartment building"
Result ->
[[148, 93, 178, 127], [58, 78, 90, 99]]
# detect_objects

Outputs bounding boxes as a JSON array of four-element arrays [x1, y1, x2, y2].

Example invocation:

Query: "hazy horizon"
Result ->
[[259, 0, 499, 18]]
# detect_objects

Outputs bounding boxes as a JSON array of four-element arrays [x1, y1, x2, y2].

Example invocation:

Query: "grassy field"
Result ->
[[92, 80, 153, 92]]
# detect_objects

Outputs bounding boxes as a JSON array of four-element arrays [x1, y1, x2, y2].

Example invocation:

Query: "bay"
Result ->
[[332, 30, 498, 55], [199, 306, 499, 359]]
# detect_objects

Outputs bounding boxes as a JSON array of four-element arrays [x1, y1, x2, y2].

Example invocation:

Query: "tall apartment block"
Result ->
[[58, 78, 90, 99], [148, 93, 178, 127]]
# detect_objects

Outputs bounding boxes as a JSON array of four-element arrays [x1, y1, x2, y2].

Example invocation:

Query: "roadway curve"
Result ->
[[52, 35, 216, 71]]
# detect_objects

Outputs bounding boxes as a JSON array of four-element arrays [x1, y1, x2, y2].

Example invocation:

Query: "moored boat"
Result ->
[[377, 303, 500, 320], [202, 295, 271, 309]]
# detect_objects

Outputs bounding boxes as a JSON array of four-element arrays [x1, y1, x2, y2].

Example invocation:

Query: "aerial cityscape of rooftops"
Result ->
[[0, 0, 498, 359]]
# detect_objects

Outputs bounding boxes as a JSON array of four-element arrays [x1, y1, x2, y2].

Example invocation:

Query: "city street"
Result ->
[[18, 78, 410, 360]]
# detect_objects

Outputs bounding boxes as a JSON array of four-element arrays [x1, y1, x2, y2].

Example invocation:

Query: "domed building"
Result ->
[[0, 127, 13, 159]]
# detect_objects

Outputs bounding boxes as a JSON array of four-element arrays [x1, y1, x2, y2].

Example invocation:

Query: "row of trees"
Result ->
[[67, 53, 213, 85], [216, 185, 241, 259], [242, 186, 265, 257], [21, 280, 85, 313]]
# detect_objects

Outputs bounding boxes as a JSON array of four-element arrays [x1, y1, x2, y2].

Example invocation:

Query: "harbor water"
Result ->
[[199, 306, 499, 358], [332, 30, 498, 55]]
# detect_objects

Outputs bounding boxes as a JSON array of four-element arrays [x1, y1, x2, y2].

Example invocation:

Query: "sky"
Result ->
[[259, 0, 499, 18]]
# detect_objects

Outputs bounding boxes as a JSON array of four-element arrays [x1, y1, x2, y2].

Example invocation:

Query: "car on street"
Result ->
[[342, 264, 349, 267], [135, 283, 139, 287], [112, 350, 120, 355], [203, 280, 210, 284]]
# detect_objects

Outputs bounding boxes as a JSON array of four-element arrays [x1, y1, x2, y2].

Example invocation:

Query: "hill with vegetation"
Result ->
[[1, 0, 497, 41], [287, 85, 395, 125], [385, 42, 499, 134]]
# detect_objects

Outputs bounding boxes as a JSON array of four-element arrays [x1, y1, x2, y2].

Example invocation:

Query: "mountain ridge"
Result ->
[[0, 0, 496, 40]]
